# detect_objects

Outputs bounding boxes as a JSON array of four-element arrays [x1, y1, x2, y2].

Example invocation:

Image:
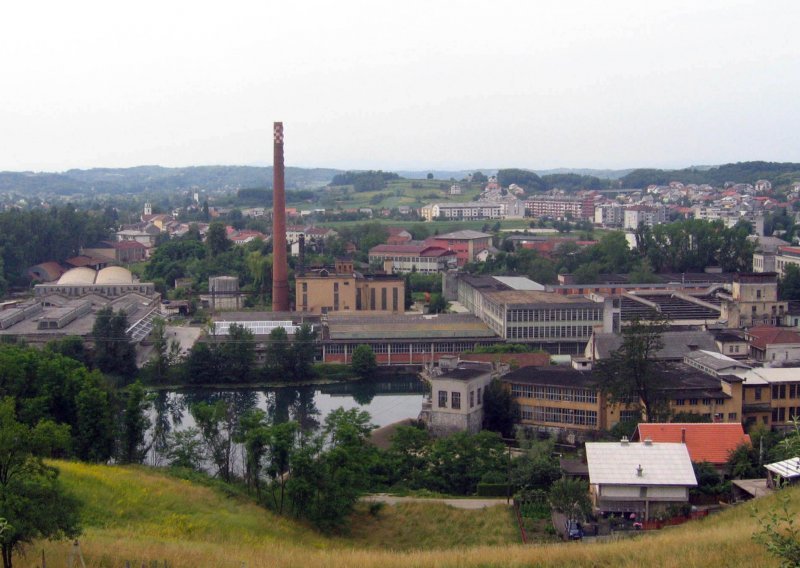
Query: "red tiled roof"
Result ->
[[632, 423, 750, 465], [747, 326, 800, 349]]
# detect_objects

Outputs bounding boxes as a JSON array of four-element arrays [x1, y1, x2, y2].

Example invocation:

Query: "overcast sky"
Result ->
[[1, 0, 798, 172]]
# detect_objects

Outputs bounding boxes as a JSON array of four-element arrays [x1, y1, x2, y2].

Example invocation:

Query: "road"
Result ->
[[362, 494, 510, 510]]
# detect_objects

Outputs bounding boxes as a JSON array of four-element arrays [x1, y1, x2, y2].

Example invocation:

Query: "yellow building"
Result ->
[[295, 260, 405, 315], [720, 272, 787, 328], [502, 359, 745, 438], [740, 368, 800, 431]]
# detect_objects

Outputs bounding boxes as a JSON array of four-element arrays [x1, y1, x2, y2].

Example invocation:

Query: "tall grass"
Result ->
[[20, 461, 788, 567]]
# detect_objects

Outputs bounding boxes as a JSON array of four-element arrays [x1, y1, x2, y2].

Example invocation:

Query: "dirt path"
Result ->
[[363, 494, 510, 510]]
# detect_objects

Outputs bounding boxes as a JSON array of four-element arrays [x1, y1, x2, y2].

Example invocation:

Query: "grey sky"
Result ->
[[1, 0, 798, 172]]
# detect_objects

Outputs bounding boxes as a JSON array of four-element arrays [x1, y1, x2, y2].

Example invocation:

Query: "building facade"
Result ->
[[295, 260, 405, 315]]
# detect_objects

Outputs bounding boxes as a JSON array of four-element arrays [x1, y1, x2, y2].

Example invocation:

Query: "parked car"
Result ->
[[565, 519, 583, 540]]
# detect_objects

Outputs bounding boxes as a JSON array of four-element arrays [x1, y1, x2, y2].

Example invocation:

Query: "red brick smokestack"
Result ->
[[271, 122, 289, 312]]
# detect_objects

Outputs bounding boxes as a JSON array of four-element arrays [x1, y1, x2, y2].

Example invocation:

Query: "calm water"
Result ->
[[146, 375, 427, 467]]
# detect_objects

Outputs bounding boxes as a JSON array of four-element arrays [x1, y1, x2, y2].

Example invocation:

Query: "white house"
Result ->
[[585, 439, 697, 520], [426, 358, 494, 436]]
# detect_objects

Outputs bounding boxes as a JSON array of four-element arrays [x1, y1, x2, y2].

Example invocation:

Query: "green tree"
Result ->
[[74, 375, 115, 462], [119, 381, 151, 464], [424, 431, 507, 495], [218, 323, 256, 383], [290, 323, 317, 380], [0, 398, 81, 568], [428, 293, 448, 314], [482, 379, 519, 438], [511, 434, 560, 491], [779, 264, 800, 301], [596, 314, 670, 422], [753, 494, 800, 568], [165, 428, 205, 470], [265, 326, 291, 380], [549, 478, 592, 522], [351, 345, 377, 379], [91, 307, 137, 380], [191, 400, 235, 482], [206, 222, 231, 257]]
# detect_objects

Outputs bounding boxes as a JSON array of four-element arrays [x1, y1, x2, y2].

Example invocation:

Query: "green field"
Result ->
[[24, 461, 789, 567]]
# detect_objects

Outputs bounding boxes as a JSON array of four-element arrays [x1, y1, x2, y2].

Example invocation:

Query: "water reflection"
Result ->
[[148, 375, 427, 467]]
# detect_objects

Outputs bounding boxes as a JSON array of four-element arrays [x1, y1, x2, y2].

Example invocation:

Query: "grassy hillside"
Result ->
[[24, 461, 789, 567]]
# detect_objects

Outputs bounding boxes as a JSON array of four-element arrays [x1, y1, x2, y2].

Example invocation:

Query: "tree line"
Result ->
[[473, 219, 755, 285], [0, 205, 115, 294]]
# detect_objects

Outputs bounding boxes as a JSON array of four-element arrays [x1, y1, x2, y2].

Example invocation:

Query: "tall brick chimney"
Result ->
[[271, 122, 289, 312]]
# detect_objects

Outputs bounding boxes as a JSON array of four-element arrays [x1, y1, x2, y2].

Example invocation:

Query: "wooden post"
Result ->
[[41, 549, 45, 568]]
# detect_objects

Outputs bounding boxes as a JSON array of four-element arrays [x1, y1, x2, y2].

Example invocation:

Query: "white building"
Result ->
[[586, 439, 697, 520], [426, 359, 494, 436]]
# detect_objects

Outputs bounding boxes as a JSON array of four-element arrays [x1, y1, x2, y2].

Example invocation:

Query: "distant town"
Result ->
[[3, 147, 800, 564]]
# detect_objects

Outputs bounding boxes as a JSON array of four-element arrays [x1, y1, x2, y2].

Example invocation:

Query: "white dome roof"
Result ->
[[95, 266, 133, 285], [57, 267, 97, 285]]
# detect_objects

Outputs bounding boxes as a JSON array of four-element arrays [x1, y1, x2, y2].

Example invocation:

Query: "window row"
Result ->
[[507, 325, 594, 340], [506, 308, 602, 323], [673, 397, 726, 406], [520, 405, 597, 426], [511, 383, 597, 404]]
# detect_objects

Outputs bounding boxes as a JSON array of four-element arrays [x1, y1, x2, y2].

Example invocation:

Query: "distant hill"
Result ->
[[396, 170, 496, 180], [620, 161, 800, 189], [533, 168, 636, 180], [0, 165, 342, 195]]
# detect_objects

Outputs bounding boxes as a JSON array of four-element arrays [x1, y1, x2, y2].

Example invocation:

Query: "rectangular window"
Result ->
[[381, 287, 387, 310], [689, 398, 698, 406], [370, 289, 376, 310], [791, 385, 798, 399], [470, 391, 475, 408], [675, 399, 685, 406], [755, 388, 762, 401], [780, 385, 787, 399], [438, 390, 447, 408], [477, 387, 482, 405], [773, 386, 780, 400], [392, 287, 398, 311], [452, 392, 461, 410], [728, 412, 738, 421]]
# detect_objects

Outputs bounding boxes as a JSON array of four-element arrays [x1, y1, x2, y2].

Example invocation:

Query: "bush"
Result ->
[[477, 483, 512, 497]]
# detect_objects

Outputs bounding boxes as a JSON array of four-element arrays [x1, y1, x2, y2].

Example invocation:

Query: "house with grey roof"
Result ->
[[586, 439, 696, 520]]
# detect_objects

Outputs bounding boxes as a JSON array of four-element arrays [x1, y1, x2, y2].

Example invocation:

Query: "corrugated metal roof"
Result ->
[[586, 442, 697, 486], [765, 457, 800, 479]]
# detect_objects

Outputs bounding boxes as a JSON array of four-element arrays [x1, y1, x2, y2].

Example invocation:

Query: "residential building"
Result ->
[[524, 195, 594, 220], [594, 203, 625, 227], [585, 440, 697, 520], [420, 202, 503, 221], [632, 423, 751, 474], [623, 205, 667, 230], [745, 326, 800, 363]]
